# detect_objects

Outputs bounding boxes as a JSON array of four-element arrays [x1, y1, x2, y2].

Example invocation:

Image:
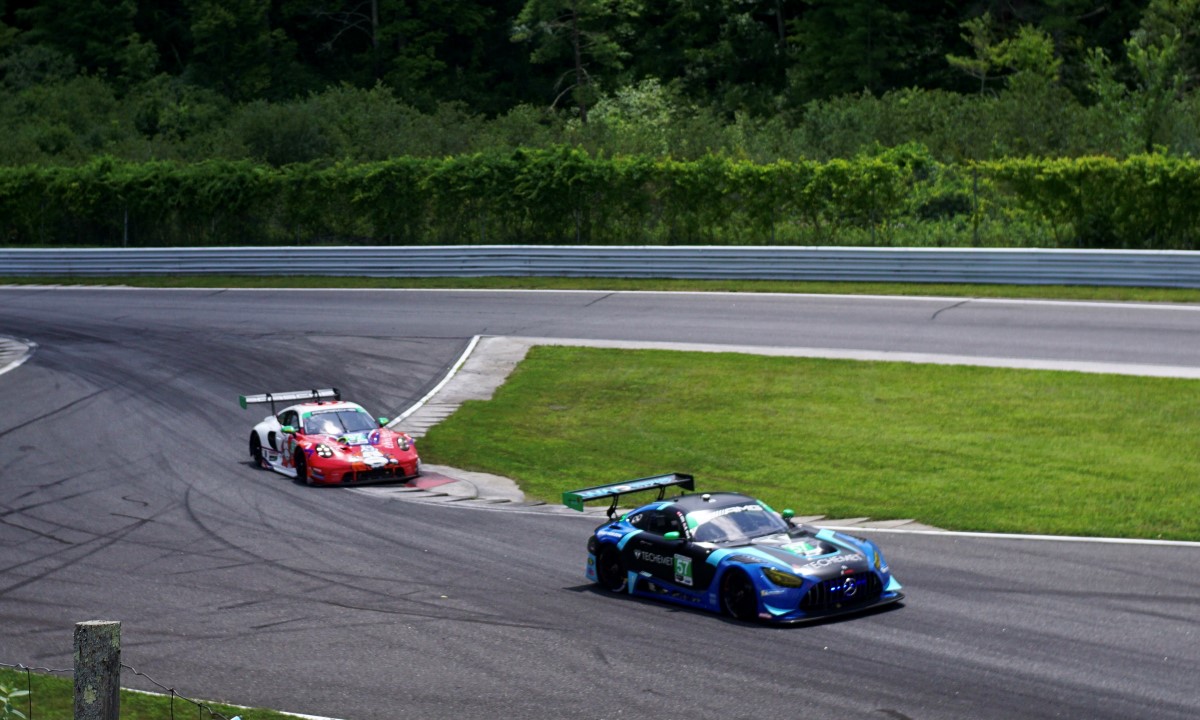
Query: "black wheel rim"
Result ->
[[723, 572, 757, 621], [597, 548, 625, 592]]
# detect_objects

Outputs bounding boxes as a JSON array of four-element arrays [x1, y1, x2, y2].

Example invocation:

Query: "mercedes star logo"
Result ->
[[842, 577, 857, 597]]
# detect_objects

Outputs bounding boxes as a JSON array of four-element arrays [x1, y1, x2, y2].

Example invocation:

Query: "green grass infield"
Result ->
[[0, 667, 296, 720], [420, 346, 1200, 541]]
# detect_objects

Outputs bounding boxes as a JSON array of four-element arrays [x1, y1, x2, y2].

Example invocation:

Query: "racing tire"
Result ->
[[294, 451, 311, 486], [720, 569, 759, 622], [249, 434, 265, 468], [595, 545, 628, 593]]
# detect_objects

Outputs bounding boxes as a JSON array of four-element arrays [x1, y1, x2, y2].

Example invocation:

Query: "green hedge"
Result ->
[[981, 154, 1200, 249], [1, 149, 1197, 249]]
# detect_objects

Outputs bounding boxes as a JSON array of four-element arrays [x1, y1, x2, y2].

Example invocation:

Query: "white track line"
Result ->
[[388, 335, 480, 425]]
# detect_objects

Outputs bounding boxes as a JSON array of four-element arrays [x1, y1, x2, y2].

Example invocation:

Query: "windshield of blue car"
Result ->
[[688, 504, 789, 544], [302, 409, 377, 436]]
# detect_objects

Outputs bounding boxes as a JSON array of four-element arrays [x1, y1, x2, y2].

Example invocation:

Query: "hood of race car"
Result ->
[[730, 531, 874, 580], [335, 431, 373, 446], [309, 433, 393, 468]]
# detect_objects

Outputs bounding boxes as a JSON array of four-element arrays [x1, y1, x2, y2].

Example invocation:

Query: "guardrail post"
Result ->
[[74, 620, 120, 720]]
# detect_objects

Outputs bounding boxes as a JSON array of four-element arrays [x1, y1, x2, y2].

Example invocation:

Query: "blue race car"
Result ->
[[564, 473, 904, 624]]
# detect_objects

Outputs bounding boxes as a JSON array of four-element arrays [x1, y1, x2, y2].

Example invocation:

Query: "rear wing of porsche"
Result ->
[[239, 388, 340, 414], [563, 473, 695, 516]]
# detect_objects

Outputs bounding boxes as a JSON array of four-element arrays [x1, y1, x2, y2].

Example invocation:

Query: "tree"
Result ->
[[185, 0, 298, 101], [1087, 30, 1188, 154], [14, 0, 157, 87], [946, 12, 1002, 93], [673, 0, 796, 115], [786, 0, 916, 102], [1136, 0, 1200, 90], [280, 0, 502, 110], [513, 0, 638, 124], [948, 14, 1062, 93]]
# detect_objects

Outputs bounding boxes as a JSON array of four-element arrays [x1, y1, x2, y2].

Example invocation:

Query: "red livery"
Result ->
[[241, 388, 421, 486]]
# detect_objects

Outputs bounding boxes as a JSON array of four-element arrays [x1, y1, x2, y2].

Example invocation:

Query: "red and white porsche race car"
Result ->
[[240, 388, 421, 486]]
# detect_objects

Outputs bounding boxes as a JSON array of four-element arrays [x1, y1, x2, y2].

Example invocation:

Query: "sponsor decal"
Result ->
[[795, 553, 864, 573], [674, 555, 694, 586], [760, 588, 788, 597], [689, 503, 763, 526], [357, 445, 388, 468], [634, 549, 673, 566]]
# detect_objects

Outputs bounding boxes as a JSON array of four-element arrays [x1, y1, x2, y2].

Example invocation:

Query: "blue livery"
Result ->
[[567, 476, 904, 624]]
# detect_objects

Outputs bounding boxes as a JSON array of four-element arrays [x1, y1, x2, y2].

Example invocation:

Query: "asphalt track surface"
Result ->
[[1, 287, 1198, 720]]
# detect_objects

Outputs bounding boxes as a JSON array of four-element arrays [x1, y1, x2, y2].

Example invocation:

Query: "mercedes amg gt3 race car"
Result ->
[[565, 473, 903, 623], [240, 388, 421, 486]]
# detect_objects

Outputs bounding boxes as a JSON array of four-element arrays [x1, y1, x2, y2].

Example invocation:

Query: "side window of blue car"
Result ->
[[629, 509, 682, 537]]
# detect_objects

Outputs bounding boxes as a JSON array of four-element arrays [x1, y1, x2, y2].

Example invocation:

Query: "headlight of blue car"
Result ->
[[762, 567, 806, 588]]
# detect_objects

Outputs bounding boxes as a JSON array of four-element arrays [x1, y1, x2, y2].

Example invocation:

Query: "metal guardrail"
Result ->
[[3, 246, 1200, 287]]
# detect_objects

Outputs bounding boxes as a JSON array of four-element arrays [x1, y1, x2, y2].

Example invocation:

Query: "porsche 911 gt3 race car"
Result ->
[[240, 388, 420, 486], [565, 473, 903, 623]]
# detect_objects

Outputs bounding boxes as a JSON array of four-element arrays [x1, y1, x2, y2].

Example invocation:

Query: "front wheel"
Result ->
[[249, 434, 265, 468], [720, 569, 759, 622], [294, 451, 311, 486], [595, 545, 627, 593]]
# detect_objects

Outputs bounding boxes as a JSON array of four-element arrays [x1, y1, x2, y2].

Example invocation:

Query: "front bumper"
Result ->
[[308, 458, 421, 485]]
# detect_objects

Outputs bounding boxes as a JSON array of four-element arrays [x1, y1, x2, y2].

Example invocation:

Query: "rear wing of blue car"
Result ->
[[239, 388, 340, 414], [563, 473, 695, 517]]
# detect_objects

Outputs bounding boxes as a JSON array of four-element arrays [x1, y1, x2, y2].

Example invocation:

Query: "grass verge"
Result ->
[[0, 667, 296, 720], [420, 346, 1200, 541], [2, 274, 1200, 303]]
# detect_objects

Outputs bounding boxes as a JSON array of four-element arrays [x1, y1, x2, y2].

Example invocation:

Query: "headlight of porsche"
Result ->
[[315, 444, 334, 458], [396, 437, 411, 451], [762, 567, 806, 588]]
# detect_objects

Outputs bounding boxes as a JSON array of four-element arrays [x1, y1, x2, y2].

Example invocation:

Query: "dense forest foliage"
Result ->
[[3, 1, 1200, 249], [2, 0, 1199, 165]]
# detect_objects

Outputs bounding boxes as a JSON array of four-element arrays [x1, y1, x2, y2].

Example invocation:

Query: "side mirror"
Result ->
[[663, 531, 682, 541], [378, 417, 390, 426], [782, 509, 795, 520], [281, 425, 298, 435]]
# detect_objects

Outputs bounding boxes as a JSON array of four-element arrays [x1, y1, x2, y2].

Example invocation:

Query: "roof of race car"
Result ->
[[657, 491, 759, 512], [291, 400, 366, 413]]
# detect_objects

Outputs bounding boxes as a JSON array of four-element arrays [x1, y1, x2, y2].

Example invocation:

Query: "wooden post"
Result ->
[[74, 621, 120, 720]]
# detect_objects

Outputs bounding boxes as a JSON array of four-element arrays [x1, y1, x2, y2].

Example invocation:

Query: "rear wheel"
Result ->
[[595, 545, 627, 593], [249, 434, 264, 468], [720, 569, 759, 622], [294, 451, 311, 486]]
